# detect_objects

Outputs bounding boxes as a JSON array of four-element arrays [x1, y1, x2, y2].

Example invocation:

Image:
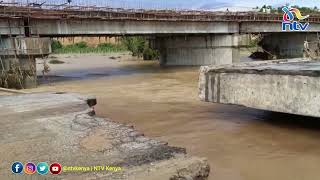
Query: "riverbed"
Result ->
[[27, 53, 320, 180]]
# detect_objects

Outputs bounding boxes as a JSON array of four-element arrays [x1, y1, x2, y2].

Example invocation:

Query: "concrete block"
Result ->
[[260, 33, 319, 58], [157, 35, 240, 66], [199, 59, 320, 117], [0, 37, 51, 56]]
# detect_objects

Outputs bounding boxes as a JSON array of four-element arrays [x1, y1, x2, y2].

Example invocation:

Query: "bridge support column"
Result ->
[[260, 33, 319, 59], [0, 37, 51, 89], [155, 34, 240, 66]]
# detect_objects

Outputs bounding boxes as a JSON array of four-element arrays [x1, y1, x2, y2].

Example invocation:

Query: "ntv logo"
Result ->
[[282, 7, 310, 31]]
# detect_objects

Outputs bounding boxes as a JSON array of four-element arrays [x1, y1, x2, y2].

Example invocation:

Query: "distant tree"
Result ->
[[259, 5, 279, 13], [259, 5, 267, 12], [288, 5, 319, 14]]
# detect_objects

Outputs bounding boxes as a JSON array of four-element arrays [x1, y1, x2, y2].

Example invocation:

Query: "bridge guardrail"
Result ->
[[0, 3, 319, 23]]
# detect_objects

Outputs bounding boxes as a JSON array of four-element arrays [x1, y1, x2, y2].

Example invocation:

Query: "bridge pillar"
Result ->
[[155, 34, 240, 66], [260, 33, 320, 59], [0, 37, 51, 89]]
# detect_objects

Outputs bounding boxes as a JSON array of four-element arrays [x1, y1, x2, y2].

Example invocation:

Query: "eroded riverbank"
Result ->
[[25, 53, 320, 180]]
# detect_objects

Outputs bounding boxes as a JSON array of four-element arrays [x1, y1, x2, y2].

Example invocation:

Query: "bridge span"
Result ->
[[1, 4, 320, 35], [0, 4, 320, 88]]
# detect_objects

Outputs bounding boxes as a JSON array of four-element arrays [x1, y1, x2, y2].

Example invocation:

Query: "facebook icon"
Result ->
[[11, 162, 23, 174]]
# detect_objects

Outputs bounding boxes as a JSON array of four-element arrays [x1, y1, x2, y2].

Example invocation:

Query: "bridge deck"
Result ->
[[0, 4, 320, 23]]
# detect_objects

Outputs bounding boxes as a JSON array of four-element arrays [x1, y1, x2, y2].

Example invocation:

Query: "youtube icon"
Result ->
[[49, 163, 62, 175]]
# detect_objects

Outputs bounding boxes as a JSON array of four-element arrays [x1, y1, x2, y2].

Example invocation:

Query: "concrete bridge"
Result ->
[[0, 4, 320, 88], [2, 5, 320, 35]]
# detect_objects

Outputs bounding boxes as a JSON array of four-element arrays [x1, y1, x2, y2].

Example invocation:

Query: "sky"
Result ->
[[222, 0, 318, 7], [11, 0, 320, 10], [99, 0, 319, 9]]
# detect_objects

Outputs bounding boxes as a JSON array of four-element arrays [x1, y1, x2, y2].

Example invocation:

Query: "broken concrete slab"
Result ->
[[0, 92, 209, 179], [199, 58, 320, 118]]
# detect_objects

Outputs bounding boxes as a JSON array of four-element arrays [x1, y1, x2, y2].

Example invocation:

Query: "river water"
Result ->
[[32, 54, 320, 180]]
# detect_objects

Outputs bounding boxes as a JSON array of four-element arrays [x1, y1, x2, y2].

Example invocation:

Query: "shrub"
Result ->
[[97, 43, 127, 52], [143, 48, 159, 60], [121, 37, 146, 57], [74, 41, 88, 49], [121, 37, 158, 60], [51, 40, 63, 52]]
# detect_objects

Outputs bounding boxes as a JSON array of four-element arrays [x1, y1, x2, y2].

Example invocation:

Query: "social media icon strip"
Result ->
[[37, 162, 49, 175], [11, 162, 23, 174], [24, 162, 36, 175], [49, 162, 62, 175]]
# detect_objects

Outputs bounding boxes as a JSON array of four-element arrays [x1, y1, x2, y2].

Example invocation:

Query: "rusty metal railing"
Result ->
[[0, 2, 319, 23]]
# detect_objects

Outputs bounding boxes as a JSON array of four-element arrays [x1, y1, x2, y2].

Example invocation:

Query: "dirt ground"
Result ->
[[22, 53, 320, 180]]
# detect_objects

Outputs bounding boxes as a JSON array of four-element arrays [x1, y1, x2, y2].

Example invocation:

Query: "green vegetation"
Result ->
[[248, 37, 259, 48], [143, 47, 159, 60], [51, 40, 63, 50], [121, 37, 145, 57], [121, 37, 159, 60], [51, 40, 127, 54], [51, 37, 159, 60], [291, 6, 319, 14], [0, 62, 35, 89], [258, 5, 320, 14]]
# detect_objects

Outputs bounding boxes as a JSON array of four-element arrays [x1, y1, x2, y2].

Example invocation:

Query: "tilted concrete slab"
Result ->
[[199, 59, 320, 117], [0, 92, 209, 179]]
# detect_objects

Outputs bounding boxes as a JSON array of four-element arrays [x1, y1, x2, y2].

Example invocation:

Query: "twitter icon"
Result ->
[[37, 162, 49, 175]]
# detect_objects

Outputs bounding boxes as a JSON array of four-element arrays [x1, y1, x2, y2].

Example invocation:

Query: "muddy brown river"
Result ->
[[29, 54, 320, 180]]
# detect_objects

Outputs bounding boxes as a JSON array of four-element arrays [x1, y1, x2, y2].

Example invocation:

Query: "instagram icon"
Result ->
[[24, 162, 36, 175]]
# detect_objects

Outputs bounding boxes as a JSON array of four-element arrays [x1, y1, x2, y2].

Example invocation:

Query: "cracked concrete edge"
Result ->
[[84, 156, 210, 180], [198, 58, 315, 102], [0, 92, 211, 180], [200, 58, 312, 74]]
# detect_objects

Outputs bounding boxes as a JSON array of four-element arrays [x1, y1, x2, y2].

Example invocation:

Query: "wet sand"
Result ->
[[28, 54, 320, 180]]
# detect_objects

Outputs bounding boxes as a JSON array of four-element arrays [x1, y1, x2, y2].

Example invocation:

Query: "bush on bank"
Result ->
[[121, 37, 159, 60], [51, 40, 127, 54], [51, 38, 159, 60], [143, 47, 159, 60]]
